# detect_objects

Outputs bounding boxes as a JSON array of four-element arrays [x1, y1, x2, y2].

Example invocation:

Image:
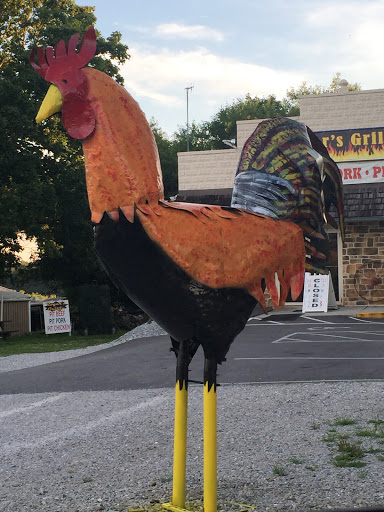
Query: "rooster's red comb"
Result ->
[[30, 26, 97, 79]]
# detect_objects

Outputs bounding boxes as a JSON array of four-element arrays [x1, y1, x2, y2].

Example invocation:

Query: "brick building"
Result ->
[[177, 81, 384, 306]]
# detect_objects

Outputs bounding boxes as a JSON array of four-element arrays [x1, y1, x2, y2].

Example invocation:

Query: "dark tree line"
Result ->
[[1, 0, 128, 294]]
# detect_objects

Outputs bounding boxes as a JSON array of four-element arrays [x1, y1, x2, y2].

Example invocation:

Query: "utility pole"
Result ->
[[185, 85, 194, 151]]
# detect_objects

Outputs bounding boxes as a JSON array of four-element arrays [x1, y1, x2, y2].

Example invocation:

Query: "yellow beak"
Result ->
[[36, 84, 63, 123]]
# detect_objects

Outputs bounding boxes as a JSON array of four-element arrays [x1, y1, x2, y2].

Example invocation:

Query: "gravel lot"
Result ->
[[1, 322, 384, 512]]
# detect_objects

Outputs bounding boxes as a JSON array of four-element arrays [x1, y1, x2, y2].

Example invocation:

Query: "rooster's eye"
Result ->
[[62, 79, 68, 84]]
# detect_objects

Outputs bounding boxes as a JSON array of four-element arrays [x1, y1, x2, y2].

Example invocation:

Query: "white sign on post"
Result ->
[[43, 299, 71, 334], [302, 273, 331, 313]]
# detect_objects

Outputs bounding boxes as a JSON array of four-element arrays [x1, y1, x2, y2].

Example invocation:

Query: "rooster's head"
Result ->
[[31, 26, 97, 139]]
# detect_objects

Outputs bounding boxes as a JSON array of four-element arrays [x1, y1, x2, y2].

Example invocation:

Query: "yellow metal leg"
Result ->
[[163, 340, 190, 512], [204, 381, 217, 512], [172, 381, 188, 508]]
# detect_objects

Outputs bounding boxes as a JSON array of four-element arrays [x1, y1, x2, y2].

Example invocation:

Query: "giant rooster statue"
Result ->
[[31, 27, 343, 512]]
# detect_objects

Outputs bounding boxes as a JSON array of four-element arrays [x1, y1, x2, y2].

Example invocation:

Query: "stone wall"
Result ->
[[343, 220, 384, 305]]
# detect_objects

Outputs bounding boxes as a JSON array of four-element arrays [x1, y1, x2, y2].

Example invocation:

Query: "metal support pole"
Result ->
[[203, 358, 217, 512], [185, 86, 193, 152]]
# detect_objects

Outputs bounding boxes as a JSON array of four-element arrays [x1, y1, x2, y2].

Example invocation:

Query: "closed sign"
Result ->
[[302, 274, 330, 313]]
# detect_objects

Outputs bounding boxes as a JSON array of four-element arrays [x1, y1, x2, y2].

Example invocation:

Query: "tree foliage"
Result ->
[[0, 0, 129, 291], [150, 119, 178, 198], [171, 94, 298, 153], [286, 73, 361, 109], [206, 94, 298, 149]]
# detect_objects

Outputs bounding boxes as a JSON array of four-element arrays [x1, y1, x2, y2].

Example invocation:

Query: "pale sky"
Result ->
[[78, 0, 384, 135]]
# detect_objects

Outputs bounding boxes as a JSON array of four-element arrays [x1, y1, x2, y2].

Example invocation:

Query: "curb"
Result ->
[[356, 312, 384, 319]]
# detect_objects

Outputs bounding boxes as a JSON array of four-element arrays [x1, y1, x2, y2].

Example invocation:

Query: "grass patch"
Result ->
[[356, 427, 384, 439], [333, 455, 366, 468], [323, 431, 349, 444], [159, 476, 173, 483], [272, 465, 287, 476], [332, 439, 366, 468], [288, 457, 303, 464], [331, 417, 358, 427], [366, 445, 383, 454], [0, 330, 127, 357], [368, 419, 384, 426], [320, 416, 384, 470]]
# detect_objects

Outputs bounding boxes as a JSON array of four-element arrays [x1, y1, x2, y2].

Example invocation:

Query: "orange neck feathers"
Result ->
[[81, 68, 164, 223]]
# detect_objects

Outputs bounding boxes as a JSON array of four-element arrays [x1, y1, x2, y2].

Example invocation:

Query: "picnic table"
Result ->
[[0, 320, 17, 340]]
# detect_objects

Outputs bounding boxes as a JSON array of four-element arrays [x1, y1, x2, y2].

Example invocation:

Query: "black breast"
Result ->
[[94, 211, 256, 363]]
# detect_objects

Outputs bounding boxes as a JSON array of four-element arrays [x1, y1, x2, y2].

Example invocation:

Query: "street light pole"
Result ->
[[185, 85, 193, 151]]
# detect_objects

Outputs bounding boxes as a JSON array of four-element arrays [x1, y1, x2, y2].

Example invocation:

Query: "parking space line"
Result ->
[[350, 317, 384, 324], [234, 357, 384, 360], [247, 322, 361, 326], [218, 379, 384, 385], [272, 331, 384, 343], [308, 326, 351, 329], [301, 316, 333, 324], [308, 332, 384, 342]]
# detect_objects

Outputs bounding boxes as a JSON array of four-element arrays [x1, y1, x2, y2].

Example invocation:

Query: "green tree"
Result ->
[[0, 0, 129, 291], [172, 121, 215, 152], [286, 73, 361, 110], [150, 119, 178, 198], [172, 95, 298, 153], [207, 94, 298, 149]]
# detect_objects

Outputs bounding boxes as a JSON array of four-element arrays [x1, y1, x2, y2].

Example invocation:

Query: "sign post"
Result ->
[[43, 299, 71, 334]]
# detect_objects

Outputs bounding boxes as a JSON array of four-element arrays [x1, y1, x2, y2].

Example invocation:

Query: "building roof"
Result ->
[[177, 183, 384, 222], [177, 188, 232, 206], [0, 286, 31, 301]]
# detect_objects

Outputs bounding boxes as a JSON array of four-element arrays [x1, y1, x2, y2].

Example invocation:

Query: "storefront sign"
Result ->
[[316, 127, 384, 162], [338, 160, 384, 184], [43, 299, 71, 334]]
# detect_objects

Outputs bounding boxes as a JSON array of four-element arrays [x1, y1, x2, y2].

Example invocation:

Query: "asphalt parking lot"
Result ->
[[214, 313, 384, 384], [1, 313, 384, 394]]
